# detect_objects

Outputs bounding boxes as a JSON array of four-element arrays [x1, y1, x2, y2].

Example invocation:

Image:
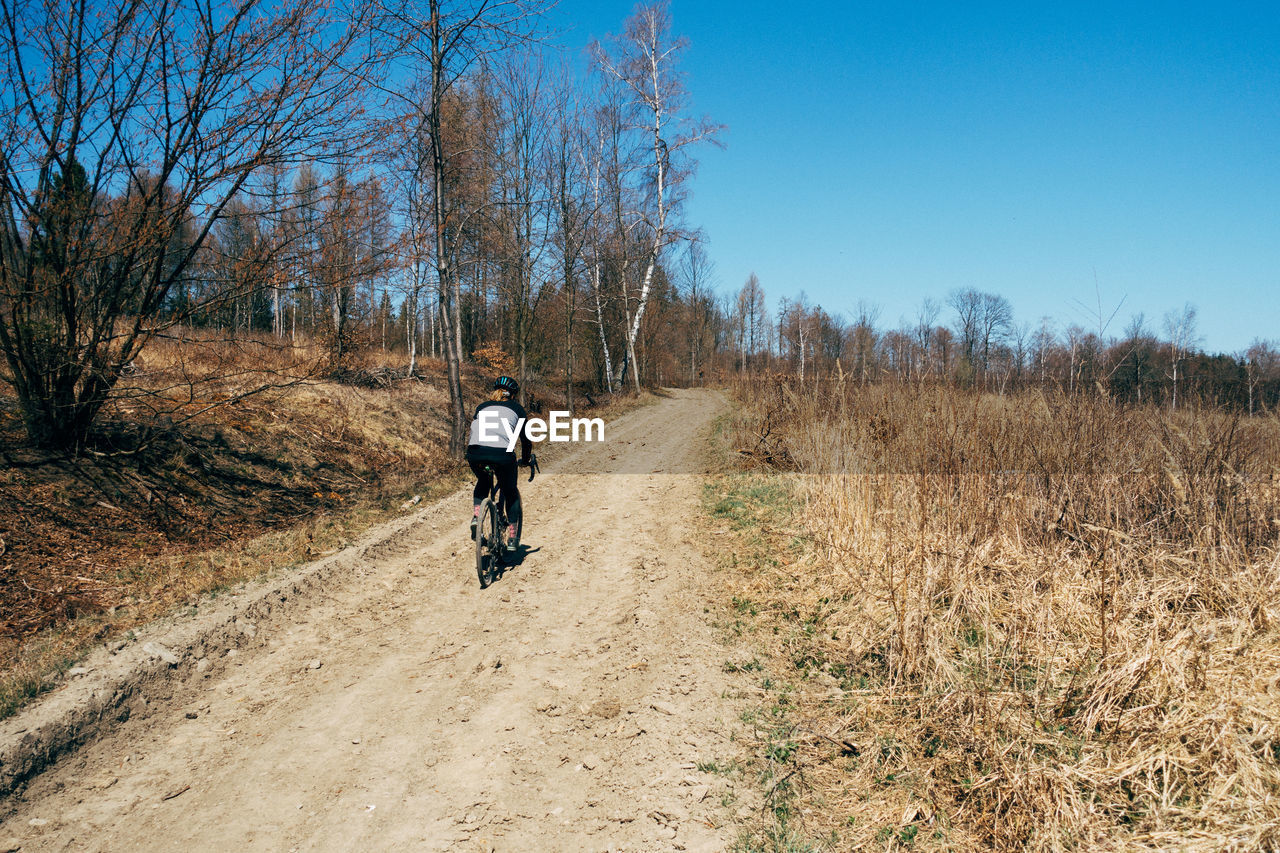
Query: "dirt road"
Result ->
[[1, 389, 745, 852]]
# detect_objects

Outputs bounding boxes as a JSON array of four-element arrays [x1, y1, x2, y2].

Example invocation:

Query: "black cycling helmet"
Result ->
[[494, 375, 519, 394]]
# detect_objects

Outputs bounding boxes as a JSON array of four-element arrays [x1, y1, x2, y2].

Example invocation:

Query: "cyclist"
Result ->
[[466, 375, 532, 554]]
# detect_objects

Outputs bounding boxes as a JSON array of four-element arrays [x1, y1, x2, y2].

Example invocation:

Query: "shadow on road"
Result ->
[[491, 544, 541, 584]]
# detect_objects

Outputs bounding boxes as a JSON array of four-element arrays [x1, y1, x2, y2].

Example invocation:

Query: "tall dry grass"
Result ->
[[728, 378, 1280, 851]]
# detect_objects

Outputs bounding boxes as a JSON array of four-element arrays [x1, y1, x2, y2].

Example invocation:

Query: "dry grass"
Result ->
[[715, 379, 1280, 851]]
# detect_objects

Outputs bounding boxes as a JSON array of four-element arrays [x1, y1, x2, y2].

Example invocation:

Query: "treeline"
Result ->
[[168, 113, 722, 396], [3, 0, 1272, 457], [0, 0, 720, 452], [716, 281, 1280, 413]]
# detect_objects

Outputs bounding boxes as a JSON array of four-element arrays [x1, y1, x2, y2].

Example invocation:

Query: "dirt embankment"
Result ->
[[0, 373, 458, 644]]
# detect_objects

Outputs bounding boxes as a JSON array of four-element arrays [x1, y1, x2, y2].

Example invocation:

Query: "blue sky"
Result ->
[[548, 1, 1279, 353]]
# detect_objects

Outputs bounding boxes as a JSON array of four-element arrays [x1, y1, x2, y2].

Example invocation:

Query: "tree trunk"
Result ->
[[406, 265, 419, 377], [618, 112, 666, 394], [428, 0, 467, 456], [592, 262, 613, 394]]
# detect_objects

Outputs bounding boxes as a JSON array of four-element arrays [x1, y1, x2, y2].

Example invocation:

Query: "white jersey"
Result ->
[[467, 399, 529, 460]]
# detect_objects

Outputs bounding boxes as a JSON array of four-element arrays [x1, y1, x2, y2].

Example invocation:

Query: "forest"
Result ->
[[1, 0, 1276, 461]]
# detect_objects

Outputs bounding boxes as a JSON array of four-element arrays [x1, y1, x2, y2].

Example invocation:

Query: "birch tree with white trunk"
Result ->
[[584, 110, 615, 393], [591, 1, 722, 392]]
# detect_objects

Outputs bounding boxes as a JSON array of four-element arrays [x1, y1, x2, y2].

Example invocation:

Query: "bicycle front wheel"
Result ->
[[475, 499, 498, 588]]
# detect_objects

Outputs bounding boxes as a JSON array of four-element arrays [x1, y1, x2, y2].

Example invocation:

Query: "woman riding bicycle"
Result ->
[[467, 376, 532, 554]]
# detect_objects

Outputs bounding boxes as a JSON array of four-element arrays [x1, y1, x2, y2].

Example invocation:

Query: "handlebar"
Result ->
[[525, 454, 539, 482]]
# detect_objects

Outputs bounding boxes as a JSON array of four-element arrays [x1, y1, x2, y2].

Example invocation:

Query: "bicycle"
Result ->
[[474, 454, 538, 588]]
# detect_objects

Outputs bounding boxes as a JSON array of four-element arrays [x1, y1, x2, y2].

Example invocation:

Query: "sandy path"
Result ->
[[0, 389, 743, 852]]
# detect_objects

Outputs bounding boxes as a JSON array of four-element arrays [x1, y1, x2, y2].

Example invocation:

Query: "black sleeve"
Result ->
[[513, 402, 532, 461]]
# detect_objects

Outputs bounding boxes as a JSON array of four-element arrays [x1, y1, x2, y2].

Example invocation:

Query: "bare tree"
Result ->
[[1112, 313, 1156, 403], [1032, 317, 1056, 386], [849, 300, 881, 384], [399, 109, 437, 377], [591, 0, 723, 391], [735, 273, 767, 374], [491, 50, 554, 404], [385, 0, 545, 455], [1164, 303, 1198, 411], [583, 103, 617, 393], [0, 0, 378, 449], [912, 297, 940, 381], [778, 293, 817, 382], [948, 288, 1012, 385], [1007, 322, 1031, 392], [255, 161, 291, 339], [1244, 339, 1278, 415], [679, 240, 716, 384], [547, 68, 592, 413]]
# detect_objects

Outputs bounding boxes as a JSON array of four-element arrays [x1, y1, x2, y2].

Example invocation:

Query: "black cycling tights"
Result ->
[[469, 459, 521, 528]]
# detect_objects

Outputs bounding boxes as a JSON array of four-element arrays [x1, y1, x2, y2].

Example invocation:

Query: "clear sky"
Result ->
[[547, 1, 1279, 354]]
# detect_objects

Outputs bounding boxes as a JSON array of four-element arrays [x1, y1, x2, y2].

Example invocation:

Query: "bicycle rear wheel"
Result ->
[[475, 498, 498, 588]]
